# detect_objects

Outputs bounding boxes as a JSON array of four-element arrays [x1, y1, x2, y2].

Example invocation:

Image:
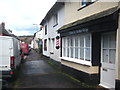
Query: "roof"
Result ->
[[58, 6, 118, 32], [40, 1, 64, 25], [0, 36, 13, 39]]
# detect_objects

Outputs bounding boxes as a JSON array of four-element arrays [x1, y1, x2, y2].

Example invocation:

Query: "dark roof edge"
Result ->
[[58, 6, 118, 32], [40, 1, 64, 25]]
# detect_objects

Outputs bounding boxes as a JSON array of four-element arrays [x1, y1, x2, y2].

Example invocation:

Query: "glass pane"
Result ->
[[67, 38, 69, 47], [103, 35, 108, 48], [67, 48, 69, 57], [70, 38, 73, 46], [71, 47, 73, 58], [80, 36, 84, 47], [109, 49, 116, 64], [85, 48, 90, 61], [75, 37, 78, 46], [63, 48, 66, 57], [109, 35, 116, 48], [75, 48, 78, 59], [85, 35, 90, 47], [62, 38, 64, 47], [103, 49, 108, 63], [64, 38, 66, 47], [80, 48, 84, 60]]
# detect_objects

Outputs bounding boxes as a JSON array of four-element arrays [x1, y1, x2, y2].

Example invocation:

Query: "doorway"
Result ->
[[100, 32, 116, 88]]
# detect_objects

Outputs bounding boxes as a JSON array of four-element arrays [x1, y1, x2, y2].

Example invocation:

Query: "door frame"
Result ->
[[100, 32, 116, 88]]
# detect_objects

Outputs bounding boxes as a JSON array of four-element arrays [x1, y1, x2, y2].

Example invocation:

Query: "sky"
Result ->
[[0, 0, 57, 36]]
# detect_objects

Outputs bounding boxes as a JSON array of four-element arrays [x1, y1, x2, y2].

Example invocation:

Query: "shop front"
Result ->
[[58, 7, 118, 87]]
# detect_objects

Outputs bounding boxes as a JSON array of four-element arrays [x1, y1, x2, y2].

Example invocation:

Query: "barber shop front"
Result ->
[[58, 8, 119, 88]]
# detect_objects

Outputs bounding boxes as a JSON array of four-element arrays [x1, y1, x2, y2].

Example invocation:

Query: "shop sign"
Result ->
[[69, 28, 88, 35]]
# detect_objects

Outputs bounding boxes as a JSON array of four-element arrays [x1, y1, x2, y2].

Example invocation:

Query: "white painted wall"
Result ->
[[33, 30, 43, 49], [42, 5, 64, 62]]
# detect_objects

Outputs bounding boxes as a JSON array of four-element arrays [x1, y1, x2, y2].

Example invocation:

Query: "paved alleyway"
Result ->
[[8, 49, 86, 89]]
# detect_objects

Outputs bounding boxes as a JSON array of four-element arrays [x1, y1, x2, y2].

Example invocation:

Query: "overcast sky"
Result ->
[[0, 0, 57, 36]]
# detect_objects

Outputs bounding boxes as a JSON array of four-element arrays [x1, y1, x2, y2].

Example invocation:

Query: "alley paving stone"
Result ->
[[8, 49, 87, 89]]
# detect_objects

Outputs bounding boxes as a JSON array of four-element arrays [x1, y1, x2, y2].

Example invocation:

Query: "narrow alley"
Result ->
[[7, 49, 87, 89]]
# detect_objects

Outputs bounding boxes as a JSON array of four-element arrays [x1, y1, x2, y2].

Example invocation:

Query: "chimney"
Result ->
[[1, 22, 5, 29]]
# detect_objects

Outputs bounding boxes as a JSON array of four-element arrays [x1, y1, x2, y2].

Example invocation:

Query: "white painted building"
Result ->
[[33, 30, 43, 49], [40, 2, 64, 63]]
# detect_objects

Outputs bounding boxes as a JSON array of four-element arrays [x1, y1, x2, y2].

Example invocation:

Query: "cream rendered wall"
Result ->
[[64, 0, 118, 25]]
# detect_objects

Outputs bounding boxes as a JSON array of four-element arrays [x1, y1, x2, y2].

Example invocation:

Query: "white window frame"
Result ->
[[45, 25, 47, 35], [53, 13, 58, 27], [81, 0, 97, 7], [61, 33, 92, 66], [101, 32, 116, 64], [81, 0, 86, 7]]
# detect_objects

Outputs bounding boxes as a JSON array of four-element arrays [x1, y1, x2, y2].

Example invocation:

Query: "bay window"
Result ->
[[62, 33, 92, 65]]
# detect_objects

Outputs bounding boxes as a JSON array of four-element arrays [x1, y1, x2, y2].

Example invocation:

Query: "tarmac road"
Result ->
[[7, 49, 86, 89]]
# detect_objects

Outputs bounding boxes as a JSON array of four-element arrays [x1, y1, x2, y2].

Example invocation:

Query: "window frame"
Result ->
[[101, 32, 116, 64], [81, 0, 86, 7], [44, 39, 47, 51], [78, 0, 97, 11], [53, 13, 58, 27], [61, 33, 92, 66], [45, 25, 47, 35]]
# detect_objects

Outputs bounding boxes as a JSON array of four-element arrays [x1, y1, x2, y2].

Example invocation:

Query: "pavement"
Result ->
[[6, 49, 87, 89]]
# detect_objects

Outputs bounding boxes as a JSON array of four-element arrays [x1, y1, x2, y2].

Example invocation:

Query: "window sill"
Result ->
[[60, 57, 92, 66], [50, 51, 54, 54], [53, 24, 58, 27]]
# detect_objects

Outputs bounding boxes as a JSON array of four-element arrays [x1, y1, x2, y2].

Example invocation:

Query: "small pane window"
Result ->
[[109, 49, 116, 64], [75, 37, 78, 46], [71, 47, 73, 58], [109, 35, 116, 48], [75, 37, 78, 59], [67, 38, 69, 57], [103, 36, 108, 48], [85, 48, 90, 61], [80, 36, 84, 47], [53, 13, 58, 27], [75, 48, 78, 59], [103, 49, 108, 63], [81, 0, 86, 6], [44, 39, 47, 51], [63, 48, 66, 57], [45, 25, 47, 35], [80, 48, 84, 60], [63, 38, 66, 47], [70, 38, 73, 46], [85, 35, 90, 47]]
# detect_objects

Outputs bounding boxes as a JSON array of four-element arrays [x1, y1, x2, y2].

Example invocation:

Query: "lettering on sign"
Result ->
[[69, 28, 88, 35]]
